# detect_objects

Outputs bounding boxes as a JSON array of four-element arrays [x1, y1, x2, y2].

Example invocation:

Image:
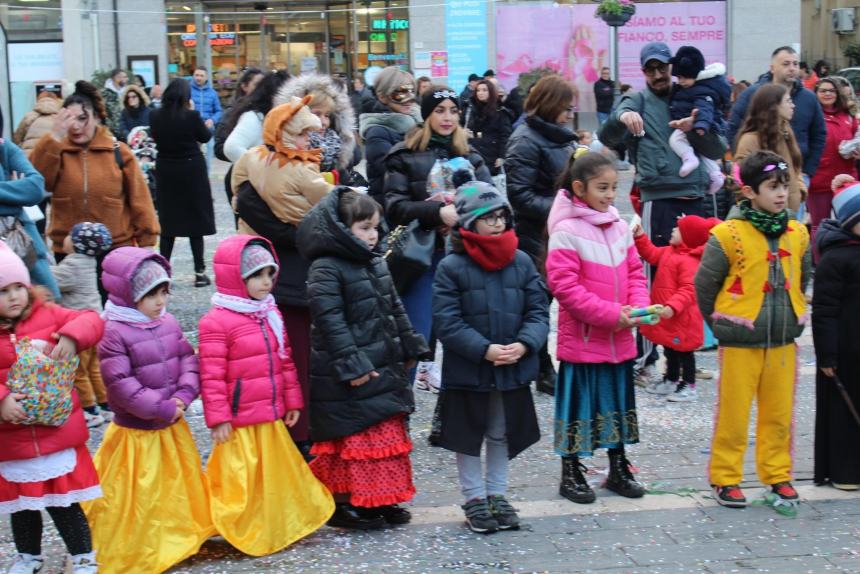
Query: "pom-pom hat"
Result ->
[[670, 46, 706, 79]]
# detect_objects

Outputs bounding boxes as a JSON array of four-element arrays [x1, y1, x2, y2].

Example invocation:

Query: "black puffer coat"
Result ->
[[297, 187, 430, 442], [504, 115, 578, 260], [465, 105, 513, 176], [384, 140, 493, 228], [358, 102, 422, 208]]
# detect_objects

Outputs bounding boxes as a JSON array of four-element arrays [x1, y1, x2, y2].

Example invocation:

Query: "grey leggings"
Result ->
[[456, 391, 509, 502]]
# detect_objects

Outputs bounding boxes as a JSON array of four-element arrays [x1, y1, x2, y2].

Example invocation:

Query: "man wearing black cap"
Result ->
[[599, 42, 722, 386], [460, 73, 480, 109]]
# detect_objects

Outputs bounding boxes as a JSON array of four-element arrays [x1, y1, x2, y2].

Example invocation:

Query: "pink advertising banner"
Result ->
[[495, 2, 726, 113]]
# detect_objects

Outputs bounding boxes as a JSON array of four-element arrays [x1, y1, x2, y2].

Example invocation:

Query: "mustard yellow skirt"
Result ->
[[82, 419, 215, 574], [206, 420, 335, 556]]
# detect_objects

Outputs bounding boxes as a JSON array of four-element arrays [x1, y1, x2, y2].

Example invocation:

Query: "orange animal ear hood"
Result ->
[[259, 94, 323, 166]]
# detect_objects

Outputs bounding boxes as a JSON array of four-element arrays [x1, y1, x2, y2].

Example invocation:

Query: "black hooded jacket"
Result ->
[[297, 188, 430, 442]]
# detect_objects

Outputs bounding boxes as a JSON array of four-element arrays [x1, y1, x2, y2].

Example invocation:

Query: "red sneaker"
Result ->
[[771, 481, 799, 501], [713, 485, 747, 508]]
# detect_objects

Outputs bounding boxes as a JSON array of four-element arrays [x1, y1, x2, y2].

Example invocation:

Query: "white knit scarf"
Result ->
[[210, 292, 286, 357], [103, 300, 165, 326]]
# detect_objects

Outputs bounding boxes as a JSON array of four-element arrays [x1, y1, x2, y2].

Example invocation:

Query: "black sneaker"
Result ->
[[713, 484, 747, 508], [487, 495, 520, 530], [461, 498, 499, 534], [362, 504, 411, 525], [194, 272, 211, 287], [327, 503, 385, 530]]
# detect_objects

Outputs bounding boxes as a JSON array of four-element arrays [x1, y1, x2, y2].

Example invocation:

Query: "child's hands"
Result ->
[[493, 343, 528, 366], [615, 308, 635, 330], [658, 306, 675, 319], [484, 344, 507, 363], [211, 422, 233, 444], [630, 223, 644, 237], [832, 174, 855, 192], [820, 366, 836, 378], [0, 393, 27, 424], [284, 409, 300, 427], [49, 334, 77, 361], [350, 371, 379, 387], [171, 398, 186, 423]]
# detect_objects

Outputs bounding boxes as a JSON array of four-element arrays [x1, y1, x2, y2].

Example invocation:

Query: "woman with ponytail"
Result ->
[[30, 80, 159, 301]]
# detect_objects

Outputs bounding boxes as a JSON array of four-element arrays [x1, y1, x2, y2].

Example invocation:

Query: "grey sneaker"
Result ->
[[487, 494, 520, 530], [7, 554, 43, 574], [461, 498, 499, 534], [667, 383, 697, 402], [645, 380, 675, 395]]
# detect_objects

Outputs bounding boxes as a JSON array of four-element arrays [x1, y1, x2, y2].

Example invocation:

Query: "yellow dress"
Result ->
[[206, 420, 335, 556], [82, 418, 215, 574]]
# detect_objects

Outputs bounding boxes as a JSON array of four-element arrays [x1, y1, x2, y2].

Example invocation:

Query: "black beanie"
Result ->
[[670, 46, 705, 79], [421, 87, 459, 120]]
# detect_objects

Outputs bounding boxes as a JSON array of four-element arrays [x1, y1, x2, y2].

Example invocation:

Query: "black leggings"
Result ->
[[665, 348, 696, 384], [11, 504, 92, 556], [160, 236, 206, 273]]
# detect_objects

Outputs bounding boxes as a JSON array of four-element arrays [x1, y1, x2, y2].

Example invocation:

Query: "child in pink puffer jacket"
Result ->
[[199, 235, 333, 557], [545, 152, 650, 506]]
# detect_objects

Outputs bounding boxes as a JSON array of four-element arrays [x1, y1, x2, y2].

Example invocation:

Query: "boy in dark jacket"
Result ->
[[432, 174, 549, 534], [668, 46, 731, 194]]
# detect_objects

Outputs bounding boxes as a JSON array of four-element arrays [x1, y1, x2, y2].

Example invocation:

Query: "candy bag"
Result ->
[[6, 337, 79, 426], [426, 157, 474, 203]]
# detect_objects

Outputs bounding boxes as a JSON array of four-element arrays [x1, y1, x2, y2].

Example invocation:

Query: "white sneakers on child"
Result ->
[[7, 554, 43, 574], [414, 361, 441, 393], [644, 380, 675, 395], [66, 552, 98, 573], [668, 384, 697, 402]]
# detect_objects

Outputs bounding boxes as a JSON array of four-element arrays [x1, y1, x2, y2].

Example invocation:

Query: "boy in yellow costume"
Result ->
[[695, 150, 811, 508]]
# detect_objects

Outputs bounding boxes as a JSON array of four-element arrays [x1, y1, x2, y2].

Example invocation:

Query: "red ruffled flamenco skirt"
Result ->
[[310, 414, 415, 507]]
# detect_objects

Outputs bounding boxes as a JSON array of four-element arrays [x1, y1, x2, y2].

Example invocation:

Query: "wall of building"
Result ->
[[727, 0, 802, 83], [801, 0, 859, 70]]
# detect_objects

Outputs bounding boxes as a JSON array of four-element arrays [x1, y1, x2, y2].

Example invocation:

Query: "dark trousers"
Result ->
[[279, 304, 311, 443], [664, 348, 695, 384], [11, 504, 92, 556], [160, 236, 206, 273]]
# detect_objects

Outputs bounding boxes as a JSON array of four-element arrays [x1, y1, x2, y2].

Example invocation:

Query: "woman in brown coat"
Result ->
[[13, 91, 62, 156], [30, 80, 159, 299], [734, 84, 807, 211]]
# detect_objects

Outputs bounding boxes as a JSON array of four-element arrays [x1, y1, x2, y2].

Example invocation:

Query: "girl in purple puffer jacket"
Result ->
[[82, 247, 214, 574]]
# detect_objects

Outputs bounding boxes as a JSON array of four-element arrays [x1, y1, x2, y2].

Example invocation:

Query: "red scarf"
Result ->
[[460, 228, 519, 271]]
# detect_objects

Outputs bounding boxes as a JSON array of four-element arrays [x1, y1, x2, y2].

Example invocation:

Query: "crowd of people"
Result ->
[[0, 39, 858, 574]]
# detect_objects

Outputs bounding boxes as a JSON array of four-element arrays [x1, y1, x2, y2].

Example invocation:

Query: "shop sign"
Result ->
[[368, 53, 408, 62], [446, 0, 487, 92], [372, 19, 409, 30], [369, 32, 399, 42], [180, 23, 237, 47], [430, 51, 448, 77]]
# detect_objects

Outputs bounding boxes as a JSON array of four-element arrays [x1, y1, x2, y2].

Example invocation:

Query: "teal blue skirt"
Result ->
[[554, 361, 639, 457]]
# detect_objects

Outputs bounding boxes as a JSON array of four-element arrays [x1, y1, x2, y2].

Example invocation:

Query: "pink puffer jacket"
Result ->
[[198, 235, 301, 429], [545, 191, 649, 364]]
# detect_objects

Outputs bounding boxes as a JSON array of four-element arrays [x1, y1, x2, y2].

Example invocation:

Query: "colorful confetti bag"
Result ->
[[6, 337, 79, 426]]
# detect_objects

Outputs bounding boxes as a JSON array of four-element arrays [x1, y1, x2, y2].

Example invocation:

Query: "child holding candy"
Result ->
[[545, 151, 650, 504], [633, 215, 721, 402]]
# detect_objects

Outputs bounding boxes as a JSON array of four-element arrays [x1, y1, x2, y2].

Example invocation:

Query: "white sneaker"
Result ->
[[668, 384, 697, 402], [7, 554, 43, 574], [695, 367, 714, 380], [413, 362, 439, 394], [83, 410, 105, 429], [645, 380, 675, 395], [67, 552, 98, 574]]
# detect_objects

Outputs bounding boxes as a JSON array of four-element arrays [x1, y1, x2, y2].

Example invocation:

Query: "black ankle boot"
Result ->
[[559, 457, 596, 504], [605, 450, 645, 498], [194, 271, 211, 287], [536, 366, 557, 396]]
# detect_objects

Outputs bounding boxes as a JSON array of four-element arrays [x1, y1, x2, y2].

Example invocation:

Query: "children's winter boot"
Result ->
[[605, 449, 645, 498], [559, 456, 596, 504]]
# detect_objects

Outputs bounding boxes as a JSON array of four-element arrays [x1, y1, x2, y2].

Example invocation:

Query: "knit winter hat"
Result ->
[[131, 259, 170, 302], [678, 215, 720, 249], [833, 181, 860, 230], [241, 243, 279, 279], [454, 172, 512, 230], [670, 46, 706, 79], [0, 241, 30, 289], [421, 87, 459, 120], [70, 222, 112, 257]]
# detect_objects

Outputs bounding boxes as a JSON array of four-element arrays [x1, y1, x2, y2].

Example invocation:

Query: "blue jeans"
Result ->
[[456, 391, 508, 501], [204, 127, 215, 171], [400, 251, 442, 378]]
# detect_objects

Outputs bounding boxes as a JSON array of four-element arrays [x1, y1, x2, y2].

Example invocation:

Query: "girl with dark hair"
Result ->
[[149, 78, 216, 287], [735, 83, 806, 211], [808, 77, 860, 259], [223, 70, 291, 163], [30, 80, 159, 301], [213, 67, 264, 163], [463, 79, 513, 177]]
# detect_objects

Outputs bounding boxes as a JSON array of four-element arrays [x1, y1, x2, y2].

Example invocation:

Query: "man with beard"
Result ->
[[599, 42, 720, 387]]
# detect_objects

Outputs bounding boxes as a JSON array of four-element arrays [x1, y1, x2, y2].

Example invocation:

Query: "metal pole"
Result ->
[[352, 0, 359, 73], [323, 10, 330, 74], [91, 8, 101, 71], [112, 0, 120, 69], [610, 24, 620, 107], [194, 3, 205, 68], [260, 14, 268, 69], [287, 16, 292, 74]]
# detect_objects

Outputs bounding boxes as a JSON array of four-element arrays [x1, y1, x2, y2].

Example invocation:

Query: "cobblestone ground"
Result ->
[[3, 161, 859, 573]]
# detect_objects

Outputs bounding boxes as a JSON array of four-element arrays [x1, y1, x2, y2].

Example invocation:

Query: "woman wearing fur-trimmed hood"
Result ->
[[273, 74, 358, 172]]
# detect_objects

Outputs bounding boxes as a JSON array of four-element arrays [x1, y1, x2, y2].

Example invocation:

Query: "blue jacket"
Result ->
[[669, 63, 731, 135], [188, 79, 222, 124], [433, 242, 549, 392], [728, 72, 827, 176], [0, 141, 59, 299]]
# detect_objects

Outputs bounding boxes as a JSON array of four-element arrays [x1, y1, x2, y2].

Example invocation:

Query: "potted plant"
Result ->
[[596, 0, 636, 27]]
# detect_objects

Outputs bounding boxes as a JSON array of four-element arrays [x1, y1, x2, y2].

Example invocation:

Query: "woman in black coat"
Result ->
[[812, 218, 860, 489], [504, 74, 578, 394], [463, 80, 513, 176], [149, 78, 215, 286]]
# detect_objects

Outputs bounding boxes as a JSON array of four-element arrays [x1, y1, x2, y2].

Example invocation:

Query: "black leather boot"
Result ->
[[559, 457, 596, 504], [605, 449, 645, 498], [536, 363, 557, 396]]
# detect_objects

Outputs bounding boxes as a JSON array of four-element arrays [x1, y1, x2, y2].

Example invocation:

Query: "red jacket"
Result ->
[[634, 234, 704, 352], [809, 108, 858, 195], [198, 235, 301, 430], [0, 298, 104, 462]]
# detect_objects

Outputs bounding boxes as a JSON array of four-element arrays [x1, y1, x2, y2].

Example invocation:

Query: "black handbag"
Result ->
[[383, 219, 436, 294]]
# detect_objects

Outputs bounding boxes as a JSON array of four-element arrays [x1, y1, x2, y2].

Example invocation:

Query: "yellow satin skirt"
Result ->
[[82, 419, 215, 574], [206, 420, 335, 556]]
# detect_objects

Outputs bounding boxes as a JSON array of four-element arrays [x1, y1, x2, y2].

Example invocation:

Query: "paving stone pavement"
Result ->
[[2, 161, 859, 574]]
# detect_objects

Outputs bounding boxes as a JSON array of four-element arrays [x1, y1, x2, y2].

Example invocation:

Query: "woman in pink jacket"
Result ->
[[545, 152, 650, 506], [199, 235, 333, 557]]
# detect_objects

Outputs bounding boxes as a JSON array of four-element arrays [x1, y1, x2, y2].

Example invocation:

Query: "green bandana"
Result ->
[[429, 133, 453, 149], [739, 199, 789, 238]]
